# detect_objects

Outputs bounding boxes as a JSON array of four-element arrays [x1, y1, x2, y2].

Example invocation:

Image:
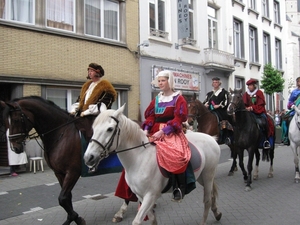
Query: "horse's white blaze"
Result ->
[[84, 105, 222, 225]]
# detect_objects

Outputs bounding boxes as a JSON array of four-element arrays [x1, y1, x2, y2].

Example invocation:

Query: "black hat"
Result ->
[[212, 77, 220, 81], [88, 63, 105, 77]]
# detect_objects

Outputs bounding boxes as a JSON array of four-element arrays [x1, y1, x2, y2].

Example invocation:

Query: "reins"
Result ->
[[90, 115, 152, 159]]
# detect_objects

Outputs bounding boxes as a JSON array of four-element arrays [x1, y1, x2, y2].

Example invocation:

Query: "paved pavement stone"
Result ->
[[0, 144, 300, 225]]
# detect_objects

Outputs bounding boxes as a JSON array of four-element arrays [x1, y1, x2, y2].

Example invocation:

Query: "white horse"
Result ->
[[288, 104, 300, 183], [84, 104, 222, 225]]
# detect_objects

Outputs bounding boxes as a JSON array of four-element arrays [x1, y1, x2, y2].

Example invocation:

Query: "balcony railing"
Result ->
[[203, 48, 235, 70], [150, 28, 169, 39]]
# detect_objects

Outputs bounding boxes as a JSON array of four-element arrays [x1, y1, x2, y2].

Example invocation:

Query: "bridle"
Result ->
[[89, 115, 151, 159], [7, 103, 34, 145], [7, 101, 79, 151], [90, 116, 121, 159]]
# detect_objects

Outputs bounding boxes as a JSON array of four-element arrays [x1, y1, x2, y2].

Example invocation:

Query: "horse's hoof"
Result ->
[[228, 171, 234, 176], [295, 179, 300, 184], [76, 217, 86, 225], [253, 175, 258, 180], [215, 212, 222, 221], [245, 186, 252, 192], [112, 216, 123, 223], [268, 173, 273, 178]]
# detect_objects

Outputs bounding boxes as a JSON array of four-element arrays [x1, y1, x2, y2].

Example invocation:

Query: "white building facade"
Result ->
[[138, 0, 288, 117]]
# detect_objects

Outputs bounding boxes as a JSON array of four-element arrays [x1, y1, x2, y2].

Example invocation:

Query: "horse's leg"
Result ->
[[253, 149, 260, 180], [245, 148, 255, 192], [228, 147, 238, 176], [112, 200, 130, 223], [290, 142, 300, 183], [132, 194, 157, 225], [268, 147, 274, 178], [210, 181, 222, 222], [237, 150, 248, 182], [55, 173, 85, 225]]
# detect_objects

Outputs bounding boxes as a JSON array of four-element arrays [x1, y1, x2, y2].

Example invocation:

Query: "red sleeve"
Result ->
[[166, 95, 188, 132]]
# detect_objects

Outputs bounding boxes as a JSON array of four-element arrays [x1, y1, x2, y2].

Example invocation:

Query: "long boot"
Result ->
[[172, 172, 186, 202]]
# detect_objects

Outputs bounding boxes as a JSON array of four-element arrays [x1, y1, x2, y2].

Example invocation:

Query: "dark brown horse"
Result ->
[[0, 96, 94, 225], [227, 88, 275, 191], [187, 93, 244, 178]]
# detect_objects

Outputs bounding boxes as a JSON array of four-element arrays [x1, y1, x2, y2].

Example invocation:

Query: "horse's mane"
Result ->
[[94, 109, 144, 142], [13, 96, 69, 114]]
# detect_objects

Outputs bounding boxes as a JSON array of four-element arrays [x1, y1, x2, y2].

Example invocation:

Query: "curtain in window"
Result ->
[[85, 0, 101, 37], [10, 0, 33, 23], [104, 0, 118, 40], [0, 0, 5, 19], [47, 0, 74, 31]]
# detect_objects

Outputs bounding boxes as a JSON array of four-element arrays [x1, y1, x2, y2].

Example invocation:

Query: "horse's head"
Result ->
[[84, 103, 125, 171], [227, 88, 244, 115], [1, 100, 34, 153], [187, 93, 206, 126]]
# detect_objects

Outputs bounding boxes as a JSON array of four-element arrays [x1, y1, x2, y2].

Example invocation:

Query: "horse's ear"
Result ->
[[193, 93, 196, 100], [229, 88, 233, 93], [113, 103, 126, 117], [99, 103, 107, 113]]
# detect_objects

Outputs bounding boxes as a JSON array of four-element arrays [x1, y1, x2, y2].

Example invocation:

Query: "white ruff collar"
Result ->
[[246, 88, 258, 97], [158, 91, 180, 103]]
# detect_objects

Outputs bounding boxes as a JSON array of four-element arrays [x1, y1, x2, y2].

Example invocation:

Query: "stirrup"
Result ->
[[263, 140, 271, 149], [172, 188, 183, 202], [225, 137, 231, 145]]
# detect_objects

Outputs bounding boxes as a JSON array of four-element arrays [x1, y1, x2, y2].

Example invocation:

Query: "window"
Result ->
[[249, 26, 258, 63], [275, 38, 282, 69], [46, 87, 120, 111], [235, 77, 244, 90], [46, 0, 75, 31], [149, 0, 165, 32], [0, 0, 34, 24], [233, 19, 244, 59], [207, 6, 218, 49], [249, 0, 256, 10], [263, 32, 271, 64], [85, 0, 119, 40], [262, 0, 269, 17], [46, 88, 80, 111], [274, 1, 280, 24], [188, 0, 194, 39]]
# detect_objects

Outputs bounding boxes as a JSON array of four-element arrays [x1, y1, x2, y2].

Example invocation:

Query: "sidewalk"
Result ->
[[0, 144, 299, 225]]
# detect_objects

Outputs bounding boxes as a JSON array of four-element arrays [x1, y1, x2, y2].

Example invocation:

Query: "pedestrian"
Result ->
[[6, 129, 27, 176], [243, 79, 272, 149], [69, 63, 117, 117]]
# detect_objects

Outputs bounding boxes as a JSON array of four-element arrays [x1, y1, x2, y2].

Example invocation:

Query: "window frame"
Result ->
[[274, 1, 280, 24], [249, 25, 258, 63], [263, 32, 271, 65], [84, 0, 120, 41], [262, 0, 269, 18], [0, 0, 35, 24], [249, 0, 256, 10], [233, 18, 244, 59], [46, 0, 75, 32], [275, 38, 282, 70], [207, 5, 218, 49]]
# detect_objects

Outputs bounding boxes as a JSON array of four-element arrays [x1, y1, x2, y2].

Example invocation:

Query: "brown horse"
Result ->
[[0, 96, 94, 225], [186, 93, 245, 178]]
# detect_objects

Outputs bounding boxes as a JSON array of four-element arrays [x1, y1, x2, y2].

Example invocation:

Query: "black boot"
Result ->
[[172, 172, 186, 202]]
